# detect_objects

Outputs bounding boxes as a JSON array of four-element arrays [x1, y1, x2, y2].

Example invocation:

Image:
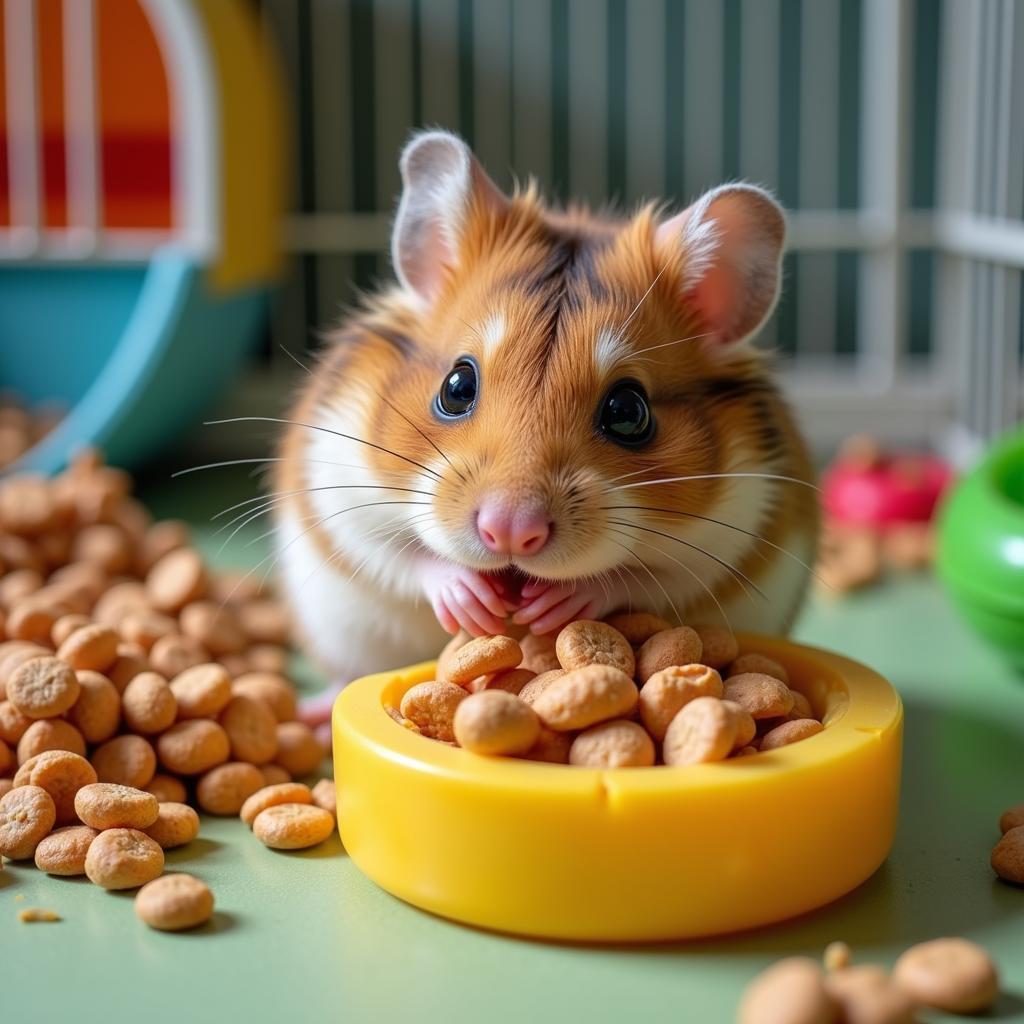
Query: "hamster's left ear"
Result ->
[[655, 184, 786, 346], [392, 130, 508, 304]]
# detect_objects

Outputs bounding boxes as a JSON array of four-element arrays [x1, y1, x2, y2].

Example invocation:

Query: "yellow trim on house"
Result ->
[[192, 0, 287, 292]]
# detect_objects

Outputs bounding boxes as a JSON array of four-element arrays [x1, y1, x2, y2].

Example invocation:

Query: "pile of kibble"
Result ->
[[816, 521, 934, 595], [815, 434, 937, 596], [0, 451, 337, 931], [992, 800, 1024, 885], [738, 937, 1001, 1022], [389, 616, 824, 766], [0, 394, 63, 471]]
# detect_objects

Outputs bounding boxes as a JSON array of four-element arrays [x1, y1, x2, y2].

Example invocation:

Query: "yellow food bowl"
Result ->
[[333, 635, 902, 942]]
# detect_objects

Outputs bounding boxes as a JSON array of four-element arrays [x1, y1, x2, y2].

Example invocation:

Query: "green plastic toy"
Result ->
[[937, 426, 1024, 671]]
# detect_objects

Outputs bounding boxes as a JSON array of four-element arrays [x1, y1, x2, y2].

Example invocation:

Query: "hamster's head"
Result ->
[[302, 130, 796, 610]]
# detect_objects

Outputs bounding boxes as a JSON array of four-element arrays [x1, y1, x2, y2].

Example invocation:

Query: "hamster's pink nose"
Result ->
[[476, 503, 552, 556]]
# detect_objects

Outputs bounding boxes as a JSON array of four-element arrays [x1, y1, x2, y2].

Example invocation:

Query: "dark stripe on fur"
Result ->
[[656, 375, 771, 407], [695, 376, 773, 403], [750, 393, 789, 461], [366, 324, 417, 357], [657, 374, 786, 461], [517, 230, 612, 375]]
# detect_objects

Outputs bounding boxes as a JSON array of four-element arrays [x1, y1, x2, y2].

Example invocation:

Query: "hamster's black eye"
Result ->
[[598, 380, 655, 446], [436, 361, 478, 417]]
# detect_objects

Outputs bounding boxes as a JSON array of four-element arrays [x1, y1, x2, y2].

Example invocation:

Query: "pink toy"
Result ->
[[821, 436, 954, 529]]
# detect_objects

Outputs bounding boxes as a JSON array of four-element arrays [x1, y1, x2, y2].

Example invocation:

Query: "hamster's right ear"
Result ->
[[655, 184, 786, 347], [392, 130, 508, 304]]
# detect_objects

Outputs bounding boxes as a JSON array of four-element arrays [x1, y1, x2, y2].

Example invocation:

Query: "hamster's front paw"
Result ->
[[418, 561, 512, 637], [300, 681, 347, 727], [511, 579, 614, 634]]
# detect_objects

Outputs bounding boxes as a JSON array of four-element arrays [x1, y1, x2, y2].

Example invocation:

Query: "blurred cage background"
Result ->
[[254, 0, 1024, 460], [2, 0, 1023, 464]]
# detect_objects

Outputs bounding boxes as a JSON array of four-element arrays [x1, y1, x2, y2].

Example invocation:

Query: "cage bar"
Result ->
[[682, 0, 722, 195], [567, 0, 608, 205], [3, 0, 41, 255], [511, 0, 551, 184], [856, 0, 909, 392], [419, 0, 459, 132], [796, 0, 839, 360], [61, 0, 98, 254], [625, 0, 666, 203], [472, 0, 512, 187]]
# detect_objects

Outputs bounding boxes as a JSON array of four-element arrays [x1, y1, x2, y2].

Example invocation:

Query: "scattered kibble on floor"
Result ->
[[0, 451, 340, 934], [993, 800, 1024, 885], [737, 938, 999, 1021], [18, 907, 61, 923]]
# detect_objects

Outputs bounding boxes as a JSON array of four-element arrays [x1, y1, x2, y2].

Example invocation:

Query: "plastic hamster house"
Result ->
[[0, 0, 285, 473]]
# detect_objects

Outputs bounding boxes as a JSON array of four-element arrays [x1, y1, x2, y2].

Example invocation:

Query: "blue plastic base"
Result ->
[[0, 264, 145, 406], [0, 247, 267, 474]]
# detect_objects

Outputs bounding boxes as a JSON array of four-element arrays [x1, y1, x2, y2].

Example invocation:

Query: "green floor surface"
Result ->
[[5, 469, 1024, 1022]]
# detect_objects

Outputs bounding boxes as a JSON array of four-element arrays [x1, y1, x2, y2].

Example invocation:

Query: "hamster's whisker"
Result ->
[[609, 471, 820, 494], [206, 492, 286, 526], [353, 513, 443, 586], [215, 497, 291, 555], [344, 534, 413, 587], [215, 483, 436, 536], [607, 564, 634, 615], [619, 564, 653, 616], [614, 561, 651, 611], [205, 462, 428, 524], [386, 529, 431, 565], [603, 534, 683, 626], [218, 491, 347, 554], [187, 461, 434, 555], [368, 385, 468, 484], [231, 498, 435, 604], [173, 456, 295, 478], [617, 264, 668, 335], [609, 527, 734, 636], [382, 519, 448, 572], [303, 513, 416, 591], [603, 504, 823, 583], [209, 484, 435, 560], [345, 520, 436, 589], [174, 456, 422, 485], [246, 498, 433, 549], [605, 464, 663, 485], [211, 489, 306, 522], [224, 500, 427, 604], [307, 512, 433, 593], [607, 518, 766, 602], [279, 343, 314, 374], [237, 507, 425, 598], [637, 330, 713, 356], [203, 416, 447, 484], [360, 509, 433, 548]]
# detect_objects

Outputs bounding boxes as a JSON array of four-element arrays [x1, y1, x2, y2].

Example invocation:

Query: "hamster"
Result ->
[[274, 130, 818, 720]]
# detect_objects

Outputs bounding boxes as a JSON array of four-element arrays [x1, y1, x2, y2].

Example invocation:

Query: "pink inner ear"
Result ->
[[657, 188, 784, 346], [686, 263, 738, 342], [405, 216, 455, 301], [655, 205, 743, 344], [683, 197, 755, 343]]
